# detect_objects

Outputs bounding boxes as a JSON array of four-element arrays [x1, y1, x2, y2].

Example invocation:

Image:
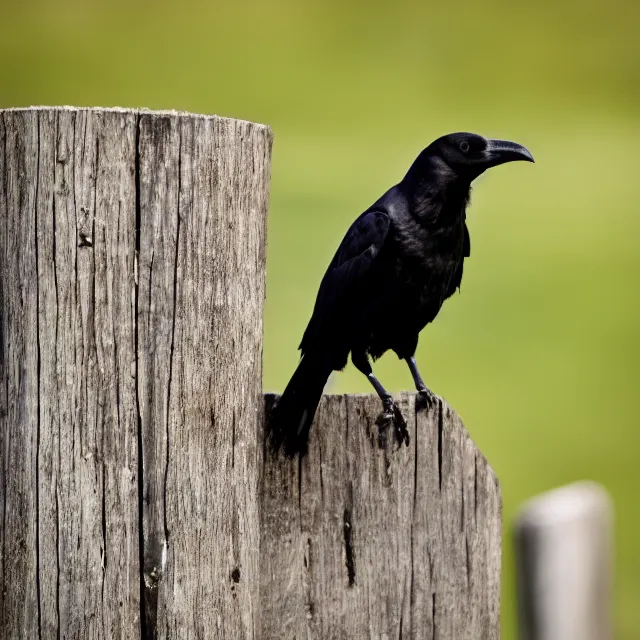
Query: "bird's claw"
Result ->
[[375, 400, 410, 449], [416, 387, 437, 411]]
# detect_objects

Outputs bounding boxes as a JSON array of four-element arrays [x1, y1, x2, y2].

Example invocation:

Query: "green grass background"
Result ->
[[2, 0, 638, 636]]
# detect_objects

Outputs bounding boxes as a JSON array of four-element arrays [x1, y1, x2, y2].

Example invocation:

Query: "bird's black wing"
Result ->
[[299, 210, 390, 351], [446, 222, 471, 297]]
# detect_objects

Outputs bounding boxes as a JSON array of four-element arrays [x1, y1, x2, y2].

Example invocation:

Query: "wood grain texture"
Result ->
[[1, 106, 500, 640], [0, 107, 141, 639], [136, 111, 272, 639], [261, 393, 502, 640], [514, 482, 613, 640], [0, 107, 40, 640], [0, 107, 272, 640]]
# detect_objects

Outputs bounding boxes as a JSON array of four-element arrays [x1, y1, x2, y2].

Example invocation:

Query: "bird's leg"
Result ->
[[406, 356, 437, 410], [351, 351, 409, 447], [368, 374, 411, 449]]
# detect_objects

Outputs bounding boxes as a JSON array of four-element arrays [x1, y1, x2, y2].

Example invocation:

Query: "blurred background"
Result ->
[[1, 0, 638, 636]]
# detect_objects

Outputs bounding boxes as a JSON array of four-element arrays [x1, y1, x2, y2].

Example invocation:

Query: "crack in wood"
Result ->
[[432, 592, 437, 640], [133, 114, 153, 640], [34, 110, 43, 640], [164, 131, 180, 540], [465, 535, 471, 591], [437, 401, 444, 491], [55, 488, 60, 640], [474, 454, 478, 522], [343, 482, 356, 587], [0, 114, 7, 614]]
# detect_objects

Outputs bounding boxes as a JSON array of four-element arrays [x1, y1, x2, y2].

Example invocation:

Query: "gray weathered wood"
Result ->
[[514, 482, 613, 640], [0, 107, 272, 639], [261, 393, 502, 640], [136, 111, 271, 639], [0, 106, 40, 640], [1, 106, 502, 640]]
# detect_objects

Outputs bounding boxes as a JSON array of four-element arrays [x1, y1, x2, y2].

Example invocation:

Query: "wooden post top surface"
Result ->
[[0, 105, 272, 130]]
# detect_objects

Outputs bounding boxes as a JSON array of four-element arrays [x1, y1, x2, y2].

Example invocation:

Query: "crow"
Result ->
[[270, 132, 533, 457]]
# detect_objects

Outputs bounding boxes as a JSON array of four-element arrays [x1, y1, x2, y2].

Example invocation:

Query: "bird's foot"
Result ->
[[416, 386, 437, 411], [375, 398, 410, 449]]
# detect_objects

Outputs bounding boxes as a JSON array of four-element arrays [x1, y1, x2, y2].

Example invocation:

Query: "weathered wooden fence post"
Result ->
[[1, 106, 502, 640], [261, 393, 503, 640], [0, 107, 272, 639], [514, 482, 613, 640]]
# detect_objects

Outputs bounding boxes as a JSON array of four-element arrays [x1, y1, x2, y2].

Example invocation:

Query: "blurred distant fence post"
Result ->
[[0, 106, 272, 639], [1, 106, 503, 640], [514, 481, 614, 640]]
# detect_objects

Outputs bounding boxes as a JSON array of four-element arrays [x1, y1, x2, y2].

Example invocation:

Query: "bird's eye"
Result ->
[[459, 141, 470, 153]]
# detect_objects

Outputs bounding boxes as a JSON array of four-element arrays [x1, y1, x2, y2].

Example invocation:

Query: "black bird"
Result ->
[[270, 132, 533, 457]]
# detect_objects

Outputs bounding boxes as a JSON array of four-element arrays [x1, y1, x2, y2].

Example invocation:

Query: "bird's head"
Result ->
[[420, 132, 534, 182]]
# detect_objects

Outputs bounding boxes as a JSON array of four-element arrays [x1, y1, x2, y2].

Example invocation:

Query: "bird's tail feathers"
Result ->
[[269, 355, 331, 458]]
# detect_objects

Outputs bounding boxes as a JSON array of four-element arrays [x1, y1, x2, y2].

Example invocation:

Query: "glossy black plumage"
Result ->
[[270, 132, 533, 457]]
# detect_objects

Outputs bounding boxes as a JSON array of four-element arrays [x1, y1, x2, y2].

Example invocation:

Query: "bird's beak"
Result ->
[[485, 139, 534, 166]]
